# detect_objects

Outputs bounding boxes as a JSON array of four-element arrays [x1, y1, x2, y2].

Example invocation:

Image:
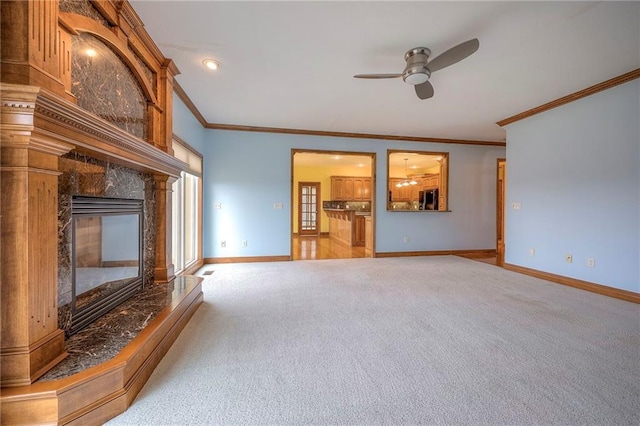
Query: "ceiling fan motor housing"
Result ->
[[402, 47, 431, 85]]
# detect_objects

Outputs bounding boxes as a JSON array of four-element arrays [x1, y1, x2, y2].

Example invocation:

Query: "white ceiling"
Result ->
[[130, 1, 639, 143]]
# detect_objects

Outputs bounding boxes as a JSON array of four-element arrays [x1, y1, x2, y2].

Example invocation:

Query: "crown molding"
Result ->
[[172, 80, 505, 147], [497, 68, 640, 127], [173, 80, 208, 127], [205, 122, 506, 147]]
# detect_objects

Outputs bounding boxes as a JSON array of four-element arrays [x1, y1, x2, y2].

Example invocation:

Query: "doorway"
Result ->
[[496, 159, 506, 266], [298, 182, 320, 236], [292, 150, 375, 260]]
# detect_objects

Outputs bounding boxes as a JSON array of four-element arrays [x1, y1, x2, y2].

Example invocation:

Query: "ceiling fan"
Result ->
[[353, 38, 479, 100]]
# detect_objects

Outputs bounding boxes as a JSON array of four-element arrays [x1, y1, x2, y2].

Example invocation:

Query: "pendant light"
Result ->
[[395, 158, 418, 187]]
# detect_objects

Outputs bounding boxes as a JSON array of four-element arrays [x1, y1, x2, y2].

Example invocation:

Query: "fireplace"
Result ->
[[70, 196, 144, 334]]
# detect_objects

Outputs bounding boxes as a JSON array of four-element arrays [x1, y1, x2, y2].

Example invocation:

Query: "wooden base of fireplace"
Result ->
[[0, 275, 203, 425]]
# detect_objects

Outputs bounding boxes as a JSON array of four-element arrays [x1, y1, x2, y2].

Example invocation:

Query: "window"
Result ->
[[172, 137, 202, 274], [387, 150, 449, 211]]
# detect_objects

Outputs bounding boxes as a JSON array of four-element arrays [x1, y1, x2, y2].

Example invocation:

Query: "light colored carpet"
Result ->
[[107, 256, 639, 425]]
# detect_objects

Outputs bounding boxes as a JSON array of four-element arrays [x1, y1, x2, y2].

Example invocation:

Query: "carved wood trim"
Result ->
[[91, 1, 119, 26], [0, 83, 40, 106], [58, 12, 158, 105], [153, 174, 176, 283], [497, 68, 640, 127], [33, 88, 186, 177], [0, 166, 62, 176], [119, 1, 167, 67]]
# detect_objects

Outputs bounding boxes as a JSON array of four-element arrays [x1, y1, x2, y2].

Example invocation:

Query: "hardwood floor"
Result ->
[[292, 235, 499, 265], [293, 235, 367, 260]]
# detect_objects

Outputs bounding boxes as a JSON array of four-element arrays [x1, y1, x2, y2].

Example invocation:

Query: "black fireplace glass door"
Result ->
[[70, 196, 144, 334], [74, 214, 140, 309]]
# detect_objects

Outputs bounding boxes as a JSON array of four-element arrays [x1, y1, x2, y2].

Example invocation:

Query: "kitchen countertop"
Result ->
[[324, 208, 371, 216]]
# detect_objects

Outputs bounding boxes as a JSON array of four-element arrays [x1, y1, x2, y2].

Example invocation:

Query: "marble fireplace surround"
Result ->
[[58, 154, 155, 336], [0, 84, 204, 424]]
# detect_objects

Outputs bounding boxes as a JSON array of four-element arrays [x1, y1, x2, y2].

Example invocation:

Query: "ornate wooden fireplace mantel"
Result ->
[[0, 80, 187, 374], [1, 0, 193, 399], [1, 0, 204, 422]]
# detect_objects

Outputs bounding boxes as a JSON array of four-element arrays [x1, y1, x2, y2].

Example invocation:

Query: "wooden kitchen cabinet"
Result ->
[[364, 216, 373, 255], [410, 179, 422, 200], [389, 179, 402, 201], [344, 178, 354, 200], [354, 178, 363, 201], [402, 184, 413, 201], [423, 174, 439, 189], [361, 178, 371, 200], [332, 177, 345, 200], [331, 176, 372, 201], [353, 178, 372, 201], [354, 215, 366, 246], [389, 178, 420, 202]]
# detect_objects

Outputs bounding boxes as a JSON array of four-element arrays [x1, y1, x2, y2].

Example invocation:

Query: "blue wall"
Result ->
[[172, 92, 205, 152], [198, 130, 505, 258], [505, 80, 639, 293]]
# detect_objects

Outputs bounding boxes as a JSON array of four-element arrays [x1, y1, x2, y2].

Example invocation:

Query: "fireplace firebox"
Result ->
[[70, 196, 144, 334]]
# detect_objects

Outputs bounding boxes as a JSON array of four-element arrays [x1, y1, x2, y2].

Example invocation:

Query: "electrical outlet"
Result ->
[[565, 254, 573, 264], [403, 236, 409, 243], [511, 202, 521, 210], [214, 202, 222, 209], [242, 240, 247, 247], [220, 240, 226, 248], [529, 248, 535, 257], [587, 258, 595, 268]]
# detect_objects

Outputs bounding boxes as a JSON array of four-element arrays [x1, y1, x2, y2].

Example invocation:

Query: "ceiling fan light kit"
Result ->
[[402, 47, 432, 85], [354, 38, 479, 100]]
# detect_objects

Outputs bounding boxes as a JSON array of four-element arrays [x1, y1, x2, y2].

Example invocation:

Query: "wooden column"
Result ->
[[0, 0, 70, 100], [1, 83, 72, 386], [153, 174, 176, 283], [148, 59, 179, 155]]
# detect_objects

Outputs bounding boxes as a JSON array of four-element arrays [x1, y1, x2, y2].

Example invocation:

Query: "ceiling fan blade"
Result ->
[[426, 38, 479, 73], [353, 74, 402, 79], [415, 81, 434, 100]]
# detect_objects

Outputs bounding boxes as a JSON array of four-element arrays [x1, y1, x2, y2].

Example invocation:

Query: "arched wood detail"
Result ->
[[58, 11, 158, 107]]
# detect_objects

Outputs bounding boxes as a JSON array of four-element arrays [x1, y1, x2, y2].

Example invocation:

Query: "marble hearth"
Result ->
[[1, 275, 203, 425], [39, 278, 184, 382]]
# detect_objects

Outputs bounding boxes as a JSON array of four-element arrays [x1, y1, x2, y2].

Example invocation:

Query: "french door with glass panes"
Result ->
[[298, 182, 320, 236]]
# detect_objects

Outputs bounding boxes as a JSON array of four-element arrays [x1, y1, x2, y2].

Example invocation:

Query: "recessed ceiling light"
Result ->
[[86, 48, 97, 57], [203, 59, 221, 71]]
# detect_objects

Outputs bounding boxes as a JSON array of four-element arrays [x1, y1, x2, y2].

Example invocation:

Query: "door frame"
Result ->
[[496, 158, 506, 267], [291, 149, 377, 259], [297, 181, 321, 236]]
